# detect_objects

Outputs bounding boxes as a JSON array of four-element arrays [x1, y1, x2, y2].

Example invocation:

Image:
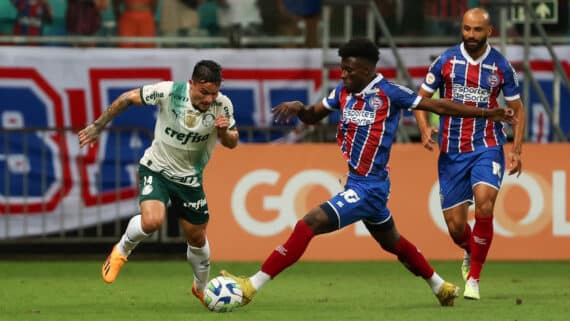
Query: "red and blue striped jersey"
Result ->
[[11, 0, 49, 36], [323, 74, 421, 177], [421, 43, 520, 154]]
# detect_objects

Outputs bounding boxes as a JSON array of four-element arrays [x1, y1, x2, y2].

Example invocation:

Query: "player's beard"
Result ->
[[463, 36, 487, 55]]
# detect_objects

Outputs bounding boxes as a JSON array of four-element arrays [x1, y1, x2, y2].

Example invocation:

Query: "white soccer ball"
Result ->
[[204, 276, 243, 312]]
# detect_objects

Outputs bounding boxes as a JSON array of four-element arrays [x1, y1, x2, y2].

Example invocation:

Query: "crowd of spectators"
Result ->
[[1, 0, 568, 47]]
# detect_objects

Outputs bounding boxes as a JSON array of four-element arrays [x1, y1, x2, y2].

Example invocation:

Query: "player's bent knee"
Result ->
[[447, 222, 466, 239], [302, 208, 335, 235], [186, 233, 207, 247], [141, 216, 164, 233], [475, 203, 495, 216]]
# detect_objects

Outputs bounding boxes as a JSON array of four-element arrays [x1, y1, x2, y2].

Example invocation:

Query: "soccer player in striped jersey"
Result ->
[[221, 38, 515, 308], [414, 8, 525, 300]]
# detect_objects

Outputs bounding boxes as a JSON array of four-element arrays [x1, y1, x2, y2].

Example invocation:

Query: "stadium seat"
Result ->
[[99, 5, 117, 36], [0, 1, 16, 35], [43, 0, 68, 43]]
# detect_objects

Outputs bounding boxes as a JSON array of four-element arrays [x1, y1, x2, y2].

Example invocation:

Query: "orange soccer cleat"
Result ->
[[192, 281, 206, 306], [101, 245, 128, 284]]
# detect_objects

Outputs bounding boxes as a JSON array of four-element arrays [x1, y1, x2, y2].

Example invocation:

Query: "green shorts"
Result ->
[[138, 165, 209, 225]]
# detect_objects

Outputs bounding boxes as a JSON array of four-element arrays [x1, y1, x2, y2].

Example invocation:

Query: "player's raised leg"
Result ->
[[222, 207, 329, 305], [223, 218, 316, 304], [102, 214, 150, 283], [102, 199, 163, 283], [102, 214, 151, 283], [102, 244, 128, 284]]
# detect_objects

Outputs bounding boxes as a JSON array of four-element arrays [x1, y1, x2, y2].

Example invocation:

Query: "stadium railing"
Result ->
[[0, 125, 337, 250]]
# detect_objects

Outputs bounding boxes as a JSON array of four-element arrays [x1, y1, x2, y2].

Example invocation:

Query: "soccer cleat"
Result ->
[[461, 252, 471, 281], [220, 270, 256, 305], [101, 245, 127, 284], [464, 277, 480, 300], [436, 281, 460, 306], [191, 281, 206, 306]]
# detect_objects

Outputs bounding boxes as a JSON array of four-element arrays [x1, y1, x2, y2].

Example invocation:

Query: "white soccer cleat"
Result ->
[[463, 277, 480, 300], [461, 251, 471, 281]]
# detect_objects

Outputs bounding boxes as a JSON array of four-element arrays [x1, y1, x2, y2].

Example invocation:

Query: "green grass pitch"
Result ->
[[0, 260, 568, 321]]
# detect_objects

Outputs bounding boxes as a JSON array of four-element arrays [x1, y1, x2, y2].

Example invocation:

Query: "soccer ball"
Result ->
[[204, 276, 243, 312]]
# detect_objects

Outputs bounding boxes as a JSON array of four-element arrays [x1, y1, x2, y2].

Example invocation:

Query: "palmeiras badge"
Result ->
[[202, 113, 215, 127]]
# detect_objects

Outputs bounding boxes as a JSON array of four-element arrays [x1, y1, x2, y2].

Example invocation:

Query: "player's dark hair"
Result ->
[[192, 60, 222, 84], [338, 38, 379, 66]]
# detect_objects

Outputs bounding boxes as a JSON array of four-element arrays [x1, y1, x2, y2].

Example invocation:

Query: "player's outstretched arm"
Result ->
[[78, 88, 143, 148], [417, 97, 516, 123], [272, 100, 331, 125]]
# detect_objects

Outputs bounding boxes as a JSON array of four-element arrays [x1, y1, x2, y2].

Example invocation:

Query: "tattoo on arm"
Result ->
[[93, 92, 136, 129]]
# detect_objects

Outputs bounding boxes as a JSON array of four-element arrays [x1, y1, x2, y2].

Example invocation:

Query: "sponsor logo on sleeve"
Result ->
[[145, 91, 164, 102], [425, 72, 436, 85]]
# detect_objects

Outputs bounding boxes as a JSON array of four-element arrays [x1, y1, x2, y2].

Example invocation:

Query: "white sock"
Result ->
[[463, 251, 471, 266], [117, 215, 150, 257], [426, 272, 445, 294], [249, 271, 271, 291], [187, 239, 211, 292]]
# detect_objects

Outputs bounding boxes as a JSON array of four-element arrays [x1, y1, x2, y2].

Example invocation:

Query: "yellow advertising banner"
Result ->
[[204, 144, 569, 261]]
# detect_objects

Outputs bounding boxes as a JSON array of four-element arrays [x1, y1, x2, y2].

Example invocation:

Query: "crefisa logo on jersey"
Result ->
[[145, 91, 164, 101], [487, 74, 499, 87], [369, 96, 383, 110]]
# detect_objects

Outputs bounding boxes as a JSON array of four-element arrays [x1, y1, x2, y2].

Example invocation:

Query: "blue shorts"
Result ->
[[320, 172, 392, 230], [438, 146, 505, 210]]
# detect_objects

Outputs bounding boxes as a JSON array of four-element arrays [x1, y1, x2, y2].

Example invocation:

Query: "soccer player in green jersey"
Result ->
[[78, 60, 238, 305]]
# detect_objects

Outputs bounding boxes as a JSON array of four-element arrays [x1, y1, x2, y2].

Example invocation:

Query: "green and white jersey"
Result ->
[[139, 81, 236, 186]]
